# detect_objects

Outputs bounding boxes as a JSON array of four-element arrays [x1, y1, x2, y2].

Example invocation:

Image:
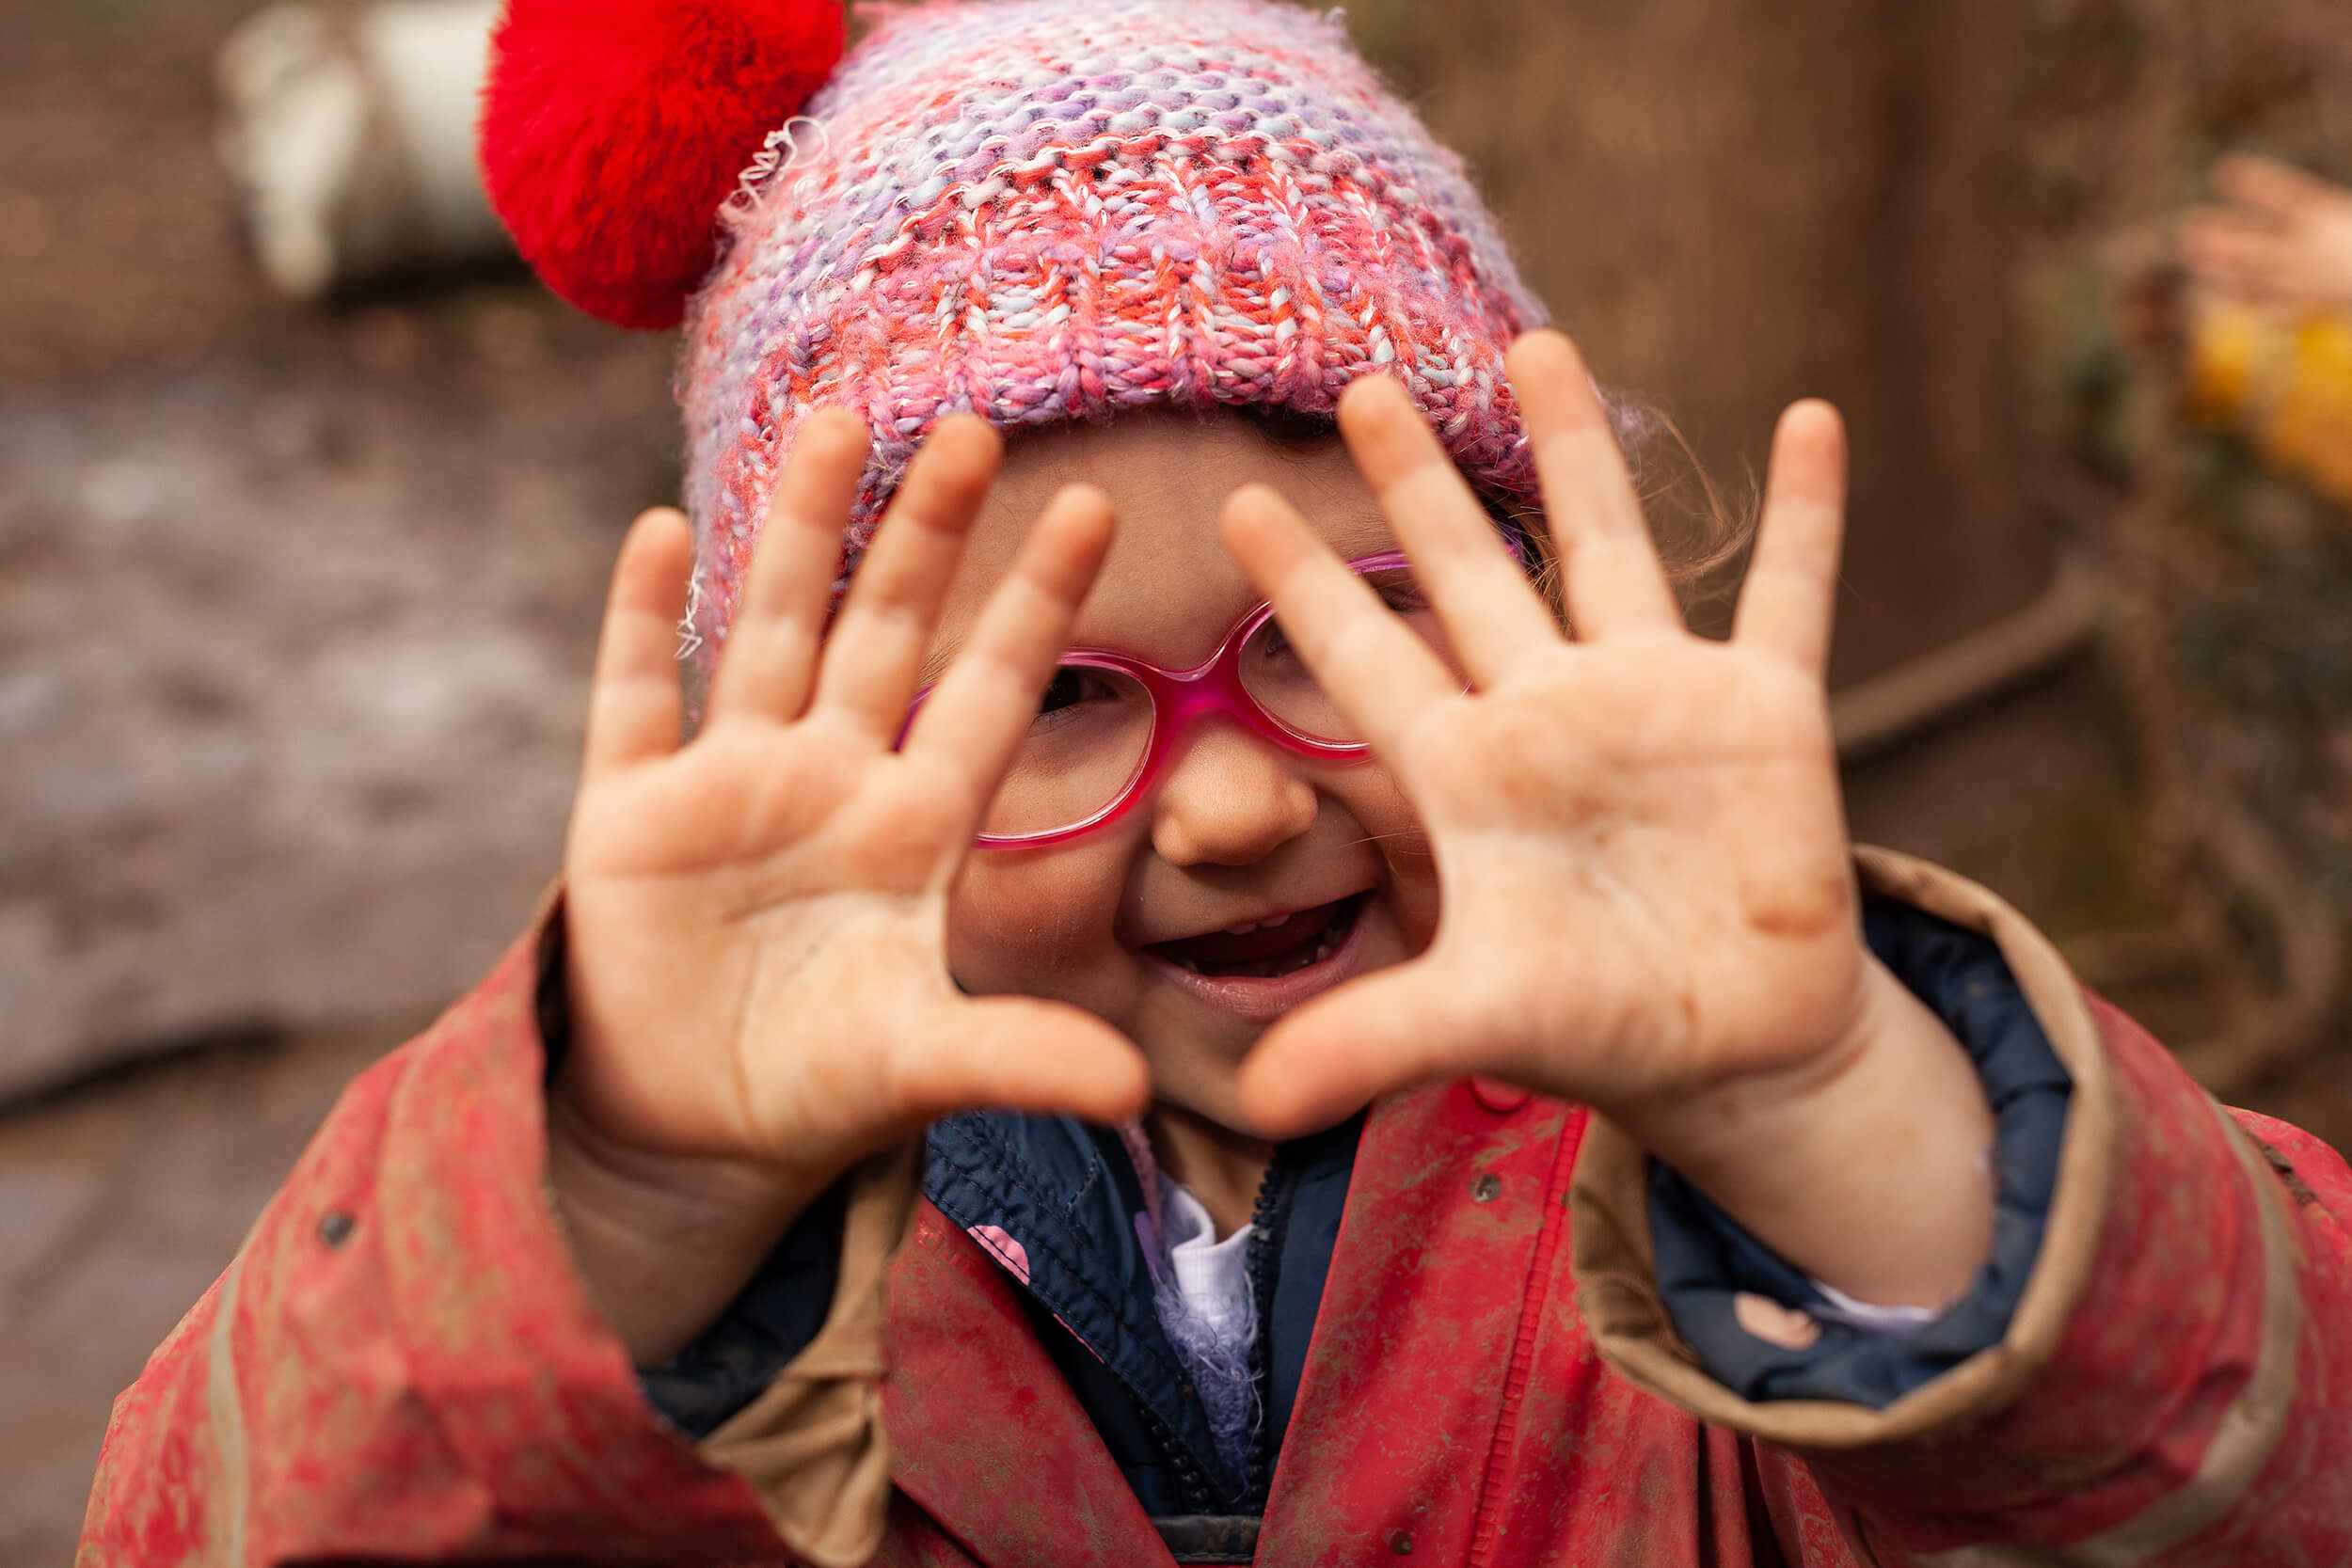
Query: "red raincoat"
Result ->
[[76, 852, 2352, 1565]]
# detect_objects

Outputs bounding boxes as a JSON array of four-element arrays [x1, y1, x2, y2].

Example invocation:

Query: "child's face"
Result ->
[[925, 413, 1439, 1140]]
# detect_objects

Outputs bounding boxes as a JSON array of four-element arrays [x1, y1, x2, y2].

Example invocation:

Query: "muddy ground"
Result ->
[[0, 315, 676, 1553], [0, 4, 686, 1555], [5, 0, 2348, 1562]]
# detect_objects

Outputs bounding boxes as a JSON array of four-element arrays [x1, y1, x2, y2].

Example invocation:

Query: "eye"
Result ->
[[1038, 668, 1087, 715], [1035, 666, 1119, 720]]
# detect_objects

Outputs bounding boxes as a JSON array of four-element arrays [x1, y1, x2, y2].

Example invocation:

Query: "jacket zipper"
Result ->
[[1136, 1388, 1221, 1513], [1241, 1141, 1305, 1510]]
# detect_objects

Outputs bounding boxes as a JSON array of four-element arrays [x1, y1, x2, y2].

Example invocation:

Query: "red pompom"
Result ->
[[480, 0, 846, 330]]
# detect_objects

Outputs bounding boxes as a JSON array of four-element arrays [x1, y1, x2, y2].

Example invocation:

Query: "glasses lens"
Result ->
[[1240, 559, 1455, 740], [982, 662, 1154, 838]]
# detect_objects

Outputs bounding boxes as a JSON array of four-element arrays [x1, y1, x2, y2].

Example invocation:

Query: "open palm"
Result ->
[[560, 412, 1147, 1198], [1223, 332, 1867, 1137]]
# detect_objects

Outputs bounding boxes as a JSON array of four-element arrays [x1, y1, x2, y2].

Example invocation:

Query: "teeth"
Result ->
[[1161, 899, 1356, 980]]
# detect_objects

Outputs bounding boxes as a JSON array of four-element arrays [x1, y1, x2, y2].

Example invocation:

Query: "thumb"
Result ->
[[1236, 960, 1473, 1137], [891, 996, 1152, 1129]]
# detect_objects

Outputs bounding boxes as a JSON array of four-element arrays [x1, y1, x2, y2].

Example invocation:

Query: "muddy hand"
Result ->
[[561, 410, 1149, 1208], [1220, 331, 1867, 1139]]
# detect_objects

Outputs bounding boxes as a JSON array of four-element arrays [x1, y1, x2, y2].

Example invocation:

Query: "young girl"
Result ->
[[81, 2, 2352, 1563]]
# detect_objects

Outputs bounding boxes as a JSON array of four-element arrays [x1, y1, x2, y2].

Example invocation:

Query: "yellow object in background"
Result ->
[[2186, 302, 2352, 505]]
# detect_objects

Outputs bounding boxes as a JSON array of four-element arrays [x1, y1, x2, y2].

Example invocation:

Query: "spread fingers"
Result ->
[[705, 409, 872, 725], [1508, 331, 1683, 641], [811, 417, 1004, 739], [581, 508, 692, 780], [902, 483, 1116, 808], [1221, 482, 1459, 760], [1337, 375, 1561, 686], [1731, 401, 1847, 679]]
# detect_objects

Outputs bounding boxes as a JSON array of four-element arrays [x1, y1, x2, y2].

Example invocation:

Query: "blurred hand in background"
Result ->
[[2161, 154, 2352, 508], [2182, 153, 2352, 314]]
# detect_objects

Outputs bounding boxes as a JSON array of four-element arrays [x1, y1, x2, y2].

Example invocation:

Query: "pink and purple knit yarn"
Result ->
[[677, 0, 1549, 659]]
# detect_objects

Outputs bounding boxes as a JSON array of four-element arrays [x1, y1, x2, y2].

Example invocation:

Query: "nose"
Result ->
[[1149, 721, 1320, 866]]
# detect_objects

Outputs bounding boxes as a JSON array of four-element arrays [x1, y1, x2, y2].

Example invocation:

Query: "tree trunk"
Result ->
[[1351, 0, 2047, 683]]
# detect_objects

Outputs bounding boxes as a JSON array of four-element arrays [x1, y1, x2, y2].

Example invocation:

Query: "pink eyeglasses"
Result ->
[[914, 550, 1460, 847]]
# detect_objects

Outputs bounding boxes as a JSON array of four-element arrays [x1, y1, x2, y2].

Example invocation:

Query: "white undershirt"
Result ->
[[1150, 1173, 1931, 1362], [1157, 1180, 1256, 1342]]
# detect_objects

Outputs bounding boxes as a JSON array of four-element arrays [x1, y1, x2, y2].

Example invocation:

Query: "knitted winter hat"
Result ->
[[483, 0, 1548, 659]]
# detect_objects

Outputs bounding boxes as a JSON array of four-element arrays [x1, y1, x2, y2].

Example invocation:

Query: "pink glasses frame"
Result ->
[[955, 552, 1411, 846], [919, 548, 1424, 849]]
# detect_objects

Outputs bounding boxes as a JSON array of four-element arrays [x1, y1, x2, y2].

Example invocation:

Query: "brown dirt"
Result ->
[[0, 0, 679, 1101], [1, 3, 677, 1553]]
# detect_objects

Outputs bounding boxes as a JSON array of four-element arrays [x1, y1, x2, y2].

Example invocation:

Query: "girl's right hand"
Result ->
[[551, 410, 1149, 1362]]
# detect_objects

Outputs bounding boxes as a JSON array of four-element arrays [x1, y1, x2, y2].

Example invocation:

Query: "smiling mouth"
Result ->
[[1147, 894, 1369, 979]]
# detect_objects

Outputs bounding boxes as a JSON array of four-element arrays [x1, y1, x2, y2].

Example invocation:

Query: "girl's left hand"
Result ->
[[1220, 329, 1874, 1143]]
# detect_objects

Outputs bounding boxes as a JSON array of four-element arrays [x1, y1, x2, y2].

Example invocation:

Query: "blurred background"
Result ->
[[6, 0, 2352, 1557]]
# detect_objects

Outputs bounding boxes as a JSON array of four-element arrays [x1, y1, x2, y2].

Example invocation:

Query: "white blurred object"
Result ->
[[215, 1, 510, 298]]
